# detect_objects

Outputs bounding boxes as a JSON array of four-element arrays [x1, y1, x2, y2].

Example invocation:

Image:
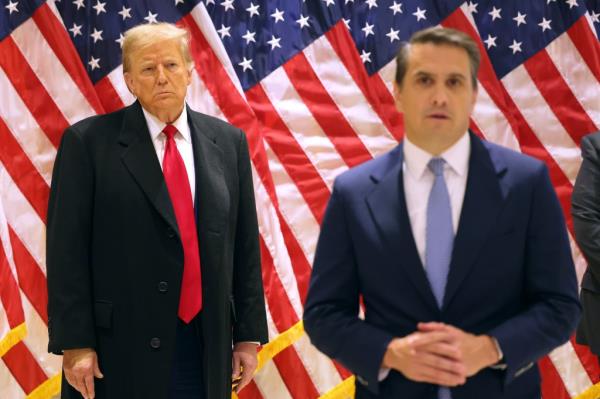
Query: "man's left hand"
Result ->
[[232, 342, 259, 393], [418, 322, 500, 376]]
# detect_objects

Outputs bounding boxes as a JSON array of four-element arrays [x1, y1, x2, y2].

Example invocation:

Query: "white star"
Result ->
[[386, 28, 400, 42], [90, 28, 103, 43], [242, 30, 256, 44], [238, 57, 253, 72], [547, 0, 557, 3], [88, 56, 100, 70], [513, 12, 527, 26], [360, 49, 371, 63], [217, 24, 231, 38], [267, 35, 282, 50], [413, 7, 427, 21], [92, 1, 106, 15], [484, 34, 497, 49], [246, 2, 260, 17], [591, 11, 600, 23], [538, 18, 552, 31], [296, 14, 310, 28], [343, 18, 351, 30], [5, 0, 18, 14], [271, 8, 284, 23], [69, 23, 82, 37], [565, 0, 578, 9], [509, 40, 522, 54], [144, 11, 158, 23], [175, 0, 184, 4], [362, 22, 374, 37], [206, 0, 215, 4], [221, 0, 234, 11], [118, 6, 131, 20], [345, 0, 354, 3], [488, 7, 501, 21], [115, 33, 125, 47], [466, 2, 478, 14], [389, 1, 402, 15], [322, 0, 335, 6], [73, 0, 84, 10], [366, 0, 378, 9]]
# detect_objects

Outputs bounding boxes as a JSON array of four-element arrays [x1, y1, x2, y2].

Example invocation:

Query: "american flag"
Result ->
[[0, 0, 599, 398]]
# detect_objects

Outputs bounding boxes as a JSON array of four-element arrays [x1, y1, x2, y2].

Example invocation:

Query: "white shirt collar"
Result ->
[[403, 132, 470, 180], [142, 105, 190, 142]]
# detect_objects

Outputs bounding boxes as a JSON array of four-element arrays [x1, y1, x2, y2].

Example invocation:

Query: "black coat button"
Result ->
[[150, 337, 161, 349], [166, 227, 175, 238], [158, 281, 168, 293]]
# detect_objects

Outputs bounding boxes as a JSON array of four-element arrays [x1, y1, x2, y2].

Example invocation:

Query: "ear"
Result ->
[[124, 72, 135, 95], [185, 67, 192, 87], [393, 82, 404, 113], [469, 84, 478, 112]]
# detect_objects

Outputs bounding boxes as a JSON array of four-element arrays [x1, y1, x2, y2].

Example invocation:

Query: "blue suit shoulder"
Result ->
[[333, 145, 402, 195]]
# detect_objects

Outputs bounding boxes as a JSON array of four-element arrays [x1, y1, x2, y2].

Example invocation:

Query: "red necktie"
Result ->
[[162, 124, 202, 323]]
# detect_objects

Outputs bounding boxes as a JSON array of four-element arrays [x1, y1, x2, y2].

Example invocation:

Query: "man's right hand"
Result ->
[[382, 330, 466, 387], [63, 348, 103, 399]]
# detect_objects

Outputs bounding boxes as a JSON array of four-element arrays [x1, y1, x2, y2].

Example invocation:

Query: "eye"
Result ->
[[447, 77, 462, 87], [416, 76, 432, 86], [142, 66, 155, 73]]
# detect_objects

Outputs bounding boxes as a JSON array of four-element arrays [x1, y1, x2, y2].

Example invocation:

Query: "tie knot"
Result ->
[[428, 157, 446, 176], [162, 124, 178, 140]]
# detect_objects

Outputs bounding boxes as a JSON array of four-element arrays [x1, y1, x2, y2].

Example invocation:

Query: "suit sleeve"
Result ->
[[488, 164, 581, 385], [231, 130, 268, 344], [46, 127, 96, 354], [572, 134, 600, 283], [303, 181, 394, 395]]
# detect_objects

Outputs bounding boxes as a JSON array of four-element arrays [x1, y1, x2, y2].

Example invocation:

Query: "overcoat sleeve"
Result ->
[[231, 131, 268, 344], [46, 126, 96, 354]]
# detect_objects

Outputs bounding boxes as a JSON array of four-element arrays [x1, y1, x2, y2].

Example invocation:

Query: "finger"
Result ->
[[414, 352, 466, 376], [419, 342, 463, 360], [93, 357, 104, 379], [75, 375, 90, 399], [417, 322, 447, 332], [236, 362, 254, 393], [408, 331, 459, 348], [232, 353, 241, 378], [84, 373, 96, 399]]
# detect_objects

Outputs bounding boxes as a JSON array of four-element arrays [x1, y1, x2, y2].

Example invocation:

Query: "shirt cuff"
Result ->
[[378, 367, 391, 381]]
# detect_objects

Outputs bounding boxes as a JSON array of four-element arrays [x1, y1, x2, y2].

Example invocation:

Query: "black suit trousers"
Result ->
[[169, 318, 204, 399]]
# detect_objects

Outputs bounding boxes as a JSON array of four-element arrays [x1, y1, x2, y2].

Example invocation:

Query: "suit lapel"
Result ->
[[366, 145, 439, 313], [119, 101, 180, 236], [187, 106, 226, 235], [443, 133, 508, 309]]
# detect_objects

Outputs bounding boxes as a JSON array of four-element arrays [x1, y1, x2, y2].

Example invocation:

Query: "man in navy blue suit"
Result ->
[[303, 27, 580, 399]]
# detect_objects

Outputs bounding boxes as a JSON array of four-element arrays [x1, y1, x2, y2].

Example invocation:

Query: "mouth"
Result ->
[[427, 113, 450, 120]]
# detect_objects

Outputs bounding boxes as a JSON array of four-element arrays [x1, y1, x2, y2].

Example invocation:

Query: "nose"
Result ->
[[431, 85, 448, 107], [156, 65, 167, 85]]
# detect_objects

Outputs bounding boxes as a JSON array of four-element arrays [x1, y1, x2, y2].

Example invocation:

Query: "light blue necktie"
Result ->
[[425, 157, 454, 399]]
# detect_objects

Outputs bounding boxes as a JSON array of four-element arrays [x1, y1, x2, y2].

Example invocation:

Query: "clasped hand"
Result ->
[[382, 322, 499, 387]]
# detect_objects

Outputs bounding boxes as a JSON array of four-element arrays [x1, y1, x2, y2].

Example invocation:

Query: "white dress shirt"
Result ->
[[142, 106, 196, 201], [403, 132, 470, 266], [378, 132, 470, 382]]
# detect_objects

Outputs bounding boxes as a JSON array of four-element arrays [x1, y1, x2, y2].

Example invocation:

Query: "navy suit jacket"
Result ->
[[303, 133, 580, 399]]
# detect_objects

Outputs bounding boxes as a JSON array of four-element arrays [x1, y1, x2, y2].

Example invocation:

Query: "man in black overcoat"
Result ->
[[46, 22, 268, 399]]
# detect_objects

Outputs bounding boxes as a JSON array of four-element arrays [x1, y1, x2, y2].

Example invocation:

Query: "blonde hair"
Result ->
[[122, 23, 193, 72]]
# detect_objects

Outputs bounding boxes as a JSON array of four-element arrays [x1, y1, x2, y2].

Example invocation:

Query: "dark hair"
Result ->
[[395, 27, 480, 88]]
